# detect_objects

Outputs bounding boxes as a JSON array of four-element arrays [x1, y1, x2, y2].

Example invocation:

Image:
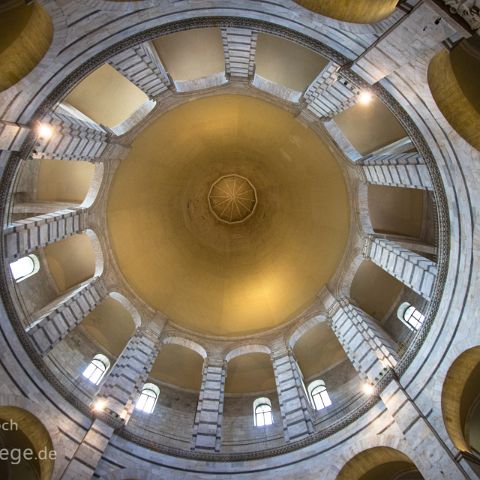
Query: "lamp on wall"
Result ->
[[36, 122, 54, 140], [362, 383, 375, 396], [358, 90, 373, 105]]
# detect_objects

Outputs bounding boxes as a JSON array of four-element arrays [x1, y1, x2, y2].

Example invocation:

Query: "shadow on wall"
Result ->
[[293, 0, 398, 24], [0, 1, 53, 92], [12, 159, 103, 220], [367, 185, 425, 238], [442, 346, 480, 460], [80, 295, 138, 358], [336, 446, 424, 480], [428, 36, 480, 151], [0, 406, 54, 480]]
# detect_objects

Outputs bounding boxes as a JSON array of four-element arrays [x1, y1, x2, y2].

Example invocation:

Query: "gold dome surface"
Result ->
[[107, 95, 349, 336]]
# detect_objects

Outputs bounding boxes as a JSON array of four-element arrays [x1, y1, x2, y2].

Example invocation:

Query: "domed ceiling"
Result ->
[[107, 95, 349, 336]]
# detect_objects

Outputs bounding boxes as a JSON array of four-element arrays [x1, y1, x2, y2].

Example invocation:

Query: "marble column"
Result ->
[[4, 208, 86, 261], [221, 27, 257, 79], [271, 341, 314, 442], [361, 152, 433, 190], [191, 357, 226, 452], [94, 320, 165, 421], [27, 277, 107, 356], [365, 236, 437, 301]]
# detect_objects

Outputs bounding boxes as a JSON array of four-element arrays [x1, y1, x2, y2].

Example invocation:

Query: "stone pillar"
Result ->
[[221, 27, 257, 79], [271, 341, 314, 442], [329, 299, 399, 384], [60, 418, 114, 480], [4, 208, 86, 261], [327, 294, 468, 479], [33, 105, 128, 162], [365, 236, 438, 301], [108, 42, 171, 99], [0, 120, 30, 152], [352, 1, 468, 84], [303, 62, 360, 119], [27, 277, 107, 356], [191, 357, 226, 452], [360, 152, 433, 190], [94, 320, 165, 421], [378, 234, 437, 256]]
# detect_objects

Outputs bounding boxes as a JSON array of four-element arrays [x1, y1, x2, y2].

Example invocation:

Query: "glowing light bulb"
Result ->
[[37, 123, 53, 140], [363, 383, 375, 396], [358, 90, 373, 105], [93, 400, 106, 412]]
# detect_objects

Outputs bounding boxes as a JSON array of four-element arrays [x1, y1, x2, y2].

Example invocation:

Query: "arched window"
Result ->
[[308, 380, 332, 410], [82, 354, 110, 385], [136, 383, 160, 414], [397, 302, 424, 331], [9, 254, 40, 282], [253, 397, 273, 427]]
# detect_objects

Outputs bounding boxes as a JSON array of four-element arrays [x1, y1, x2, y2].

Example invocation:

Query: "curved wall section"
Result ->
[[293, 0, 398, 24], [428, 47, 480, 151], [0, 2, 53, 92]]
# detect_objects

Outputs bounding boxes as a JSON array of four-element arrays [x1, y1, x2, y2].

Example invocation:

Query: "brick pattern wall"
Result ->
[[367, 236, 438, 300], [221, 27, 257, 78], [304, 63, 360, 119], [127, 383, 198, 450], [361, 152, 433, 190], [108, 42, 171, 99], [330, 301, 399, 383], [26, 277, 107, 356], [4, 208, 85, 261], [222, 393, 284, 452], [272, 350, 314, 443], [191, 360, 225, 452]]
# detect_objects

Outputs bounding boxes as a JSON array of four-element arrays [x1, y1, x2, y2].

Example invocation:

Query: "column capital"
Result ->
[[191, 356, 226, 452], [138, 319, 165, 342], [271, 350, 314, 442]]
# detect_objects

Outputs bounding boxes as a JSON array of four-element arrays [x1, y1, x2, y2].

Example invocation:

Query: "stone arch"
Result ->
[[357, 181, 374, 234], [287, 314, 327, 350], [41, 229, 103, 294], [161, 336, 207, 359], [108, 291, 142, 329], [335, 445, 423, 480], [0, 1, 53, 92], [293, 0, 398, 24], [441, 346, 480, 453], [84, 228, 105, 278], [0, 395, 62, 480], [225, 344, 272, 363], [428, 37, 480, 151], [80, 162, 105, 209]]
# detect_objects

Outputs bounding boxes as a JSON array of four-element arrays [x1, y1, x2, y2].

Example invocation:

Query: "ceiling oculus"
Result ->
[[208, 174, 258, 224]]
